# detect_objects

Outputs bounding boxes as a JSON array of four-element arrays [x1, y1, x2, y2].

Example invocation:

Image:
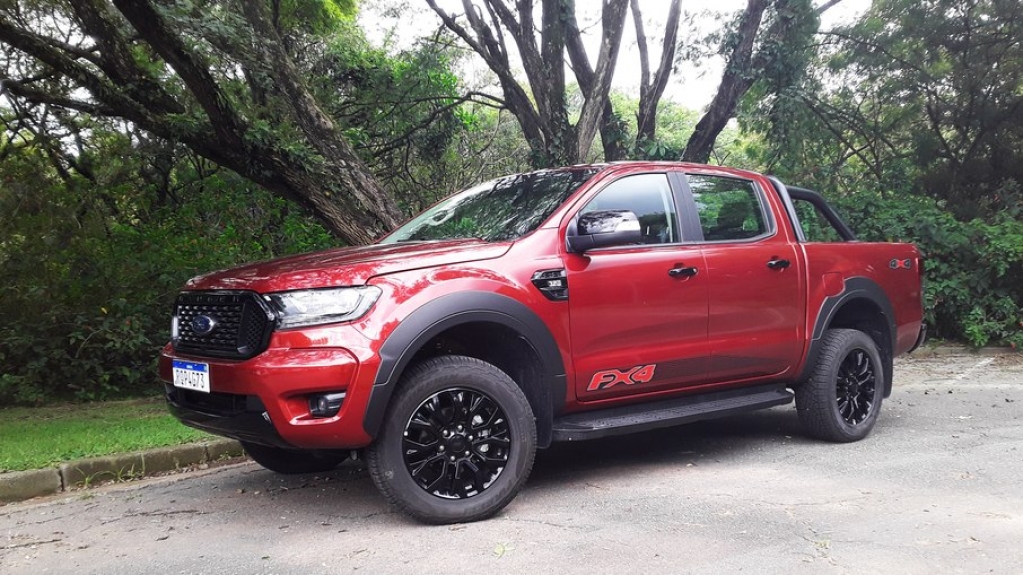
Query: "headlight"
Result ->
[[266, 286, 382, 329]]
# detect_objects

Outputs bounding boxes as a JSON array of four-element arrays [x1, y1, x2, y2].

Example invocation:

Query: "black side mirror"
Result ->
[[567, 210, 642, 253]]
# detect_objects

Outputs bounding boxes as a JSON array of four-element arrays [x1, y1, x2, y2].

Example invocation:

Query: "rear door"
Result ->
[[565, 171, 710, 402], [681, 173, 806, 383]]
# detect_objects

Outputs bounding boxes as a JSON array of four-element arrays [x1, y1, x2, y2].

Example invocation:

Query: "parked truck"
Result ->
[[159, 162, 926, 523]]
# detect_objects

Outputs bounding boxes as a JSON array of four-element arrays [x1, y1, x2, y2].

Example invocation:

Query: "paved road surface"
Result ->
[[2, 351, 1021, 574]]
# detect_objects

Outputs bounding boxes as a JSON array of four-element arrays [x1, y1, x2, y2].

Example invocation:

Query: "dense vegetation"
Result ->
[[1, 0, 1019, 405]]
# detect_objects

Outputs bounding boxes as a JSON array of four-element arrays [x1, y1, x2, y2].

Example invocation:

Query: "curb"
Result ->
[[910, 344, 1018, 357], [0, 439, 245, 504]]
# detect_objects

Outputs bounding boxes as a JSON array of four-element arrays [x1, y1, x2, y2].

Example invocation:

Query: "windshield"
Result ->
[[380, 168, 601, 243]]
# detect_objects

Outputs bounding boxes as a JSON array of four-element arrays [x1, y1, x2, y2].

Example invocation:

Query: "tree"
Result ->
[[681, 0, 825, 163], [0, 0, 408, 245], [629, 0, 682, 152], [427, 0, 630, 166], [752, 0, 1023, 218], [838, 0, 1023, 217]]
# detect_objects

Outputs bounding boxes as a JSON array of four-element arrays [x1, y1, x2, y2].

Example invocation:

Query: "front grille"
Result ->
[[172, 291, 274, 359]]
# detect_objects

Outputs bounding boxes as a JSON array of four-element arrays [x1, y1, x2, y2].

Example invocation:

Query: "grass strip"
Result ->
[[0, 398, 210, 472]]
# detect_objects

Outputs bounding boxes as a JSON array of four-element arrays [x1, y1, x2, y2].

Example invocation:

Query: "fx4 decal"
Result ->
[[587, 364, 657, 392]]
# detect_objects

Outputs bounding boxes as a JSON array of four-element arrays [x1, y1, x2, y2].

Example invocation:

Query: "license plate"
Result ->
[[172, 360, 210, 393]]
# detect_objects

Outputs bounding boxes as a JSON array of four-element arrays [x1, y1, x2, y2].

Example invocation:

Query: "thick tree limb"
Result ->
[[682, 0, 768, 163], [111, 0, 247, 149], [573, 0, 628, 160]]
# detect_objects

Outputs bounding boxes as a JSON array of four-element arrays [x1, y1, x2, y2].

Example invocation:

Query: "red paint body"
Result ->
[[158, 162, 924, 450]]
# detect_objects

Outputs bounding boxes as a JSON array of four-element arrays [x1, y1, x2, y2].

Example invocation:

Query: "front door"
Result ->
[[565, 172, 710, 403]]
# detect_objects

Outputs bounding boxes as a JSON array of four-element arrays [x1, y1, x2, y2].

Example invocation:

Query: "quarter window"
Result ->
[[581, 173, 677, 244], [793, 198, 844, 242], [688, 175, 768, 241]]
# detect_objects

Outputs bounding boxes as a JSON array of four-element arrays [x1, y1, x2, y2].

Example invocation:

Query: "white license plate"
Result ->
[[172, 360, 211, 393]]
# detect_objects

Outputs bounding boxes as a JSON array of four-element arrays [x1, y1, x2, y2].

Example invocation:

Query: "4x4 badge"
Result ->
[[587, 364, 657, 391]]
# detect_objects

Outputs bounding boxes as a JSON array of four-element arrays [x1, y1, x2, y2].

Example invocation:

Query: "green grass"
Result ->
[[0, 398, 211, 472]]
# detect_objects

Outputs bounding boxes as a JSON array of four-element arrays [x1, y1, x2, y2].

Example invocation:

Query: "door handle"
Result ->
[[767, 258, 791, 270], [668, 266, 699, 278]]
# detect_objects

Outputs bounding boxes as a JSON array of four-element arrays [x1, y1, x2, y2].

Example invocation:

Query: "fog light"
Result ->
[[309, 392, 346, 418]]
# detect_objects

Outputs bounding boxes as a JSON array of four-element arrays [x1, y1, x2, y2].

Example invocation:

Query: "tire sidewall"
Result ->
[[368, 357, 536, 523]]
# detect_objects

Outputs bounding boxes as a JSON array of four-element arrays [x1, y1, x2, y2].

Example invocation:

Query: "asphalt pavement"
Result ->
[[1, 349, 1021, 575]]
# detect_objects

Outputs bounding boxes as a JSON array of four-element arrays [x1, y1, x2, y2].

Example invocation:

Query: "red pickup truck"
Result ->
[[159, 162, 925, 523]]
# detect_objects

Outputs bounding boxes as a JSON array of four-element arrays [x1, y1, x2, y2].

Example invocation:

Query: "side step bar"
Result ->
[[551, 384, 794, 442]]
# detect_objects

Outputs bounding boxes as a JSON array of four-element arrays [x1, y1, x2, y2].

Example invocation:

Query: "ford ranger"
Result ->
[[158, 162, 926, 523]]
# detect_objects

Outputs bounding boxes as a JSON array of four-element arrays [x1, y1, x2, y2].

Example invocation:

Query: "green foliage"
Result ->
[[0, 131, 334, 405], [751, 0, 1023, 220], [831, 192, 1023, 349], [304, 21, 471, 207], [278, 0, 357, 35], [739, 0, 1023, 348]]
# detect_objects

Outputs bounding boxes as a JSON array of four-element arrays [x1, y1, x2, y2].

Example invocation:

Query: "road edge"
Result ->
[[0, 439, 245, 504]]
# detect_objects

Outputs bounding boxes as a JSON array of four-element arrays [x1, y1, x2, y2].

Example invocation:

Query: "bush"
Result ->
[[0, 170, 334, 405], [832, 193, 1023, 349]]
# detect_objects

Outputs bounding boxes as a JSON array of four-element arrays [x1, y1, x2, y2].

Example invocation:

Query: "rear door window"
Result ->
[[686, 175, 770, 242]]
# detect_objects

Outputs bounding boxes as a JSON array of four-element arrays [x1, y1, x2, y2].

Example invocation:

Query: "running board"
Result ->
[[551, 385, 794, 442]]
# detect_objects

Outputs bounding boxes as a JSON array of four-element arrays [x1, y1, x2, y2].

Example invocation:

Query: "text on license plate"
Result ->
[[172, 360, 211, 393]]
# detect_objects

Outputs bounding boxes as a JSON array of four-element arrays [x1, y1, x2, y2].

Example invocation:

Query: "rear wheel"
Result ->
[[241, 442, 346, 474], [366, 355, 536, 524], [796, 328, 885, 442]]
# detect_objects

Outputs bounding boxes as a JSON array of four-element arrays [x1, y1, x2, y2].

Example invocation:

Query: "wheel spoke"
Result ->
[[837, 396, 851, 419], [422, 460, 450, 492], [407, 414, 436, 434], [403, 437, 437, 461], [449, 390, 467, 417]]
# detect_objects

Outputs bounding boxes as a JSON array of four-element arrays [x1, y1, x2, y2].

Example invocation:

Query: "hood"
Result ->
[[185, 240, 512, 293]]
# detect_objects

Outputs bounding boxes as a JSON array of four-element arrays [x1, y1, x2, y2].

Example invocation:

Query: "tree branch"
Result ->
[[111, 0, 246, 148]]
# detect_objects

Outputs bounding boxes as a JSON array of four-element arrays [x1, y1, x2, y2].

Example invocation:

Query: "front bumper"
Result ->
[[165, 385, 292, 448], [158, 343, 378, 450]]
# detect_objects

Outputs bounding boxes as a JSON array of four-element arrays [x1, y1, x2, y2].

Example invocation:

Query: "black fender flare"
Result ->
[[801, 277, 897, 395], [362, 291, 566, 444]]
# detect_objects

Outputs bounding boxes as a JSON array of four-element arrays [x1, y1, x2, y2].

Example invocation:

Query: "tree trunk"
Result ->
[[431, 0, 631, 167], [632, 0, 682, 149], [682, 0, 824, 164], [682, 0, 769, 164]]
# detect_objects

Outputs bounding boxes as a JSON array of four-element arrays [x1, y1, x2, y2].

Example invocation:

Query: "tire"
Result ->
[[366, 355, 536, 524], [242, 442, 346, 474], [796, 328, 885, 443]]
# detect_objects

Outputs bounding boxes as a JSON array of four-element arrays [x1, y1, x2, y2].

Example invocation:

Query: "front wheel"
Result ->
[[366, 355, 536, 524], [796, 328, 885, 442]]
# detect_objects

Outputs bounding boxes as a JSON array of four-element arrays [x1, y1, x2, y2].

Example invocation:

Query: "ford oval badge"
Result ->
[[191, 315, 217, 336]]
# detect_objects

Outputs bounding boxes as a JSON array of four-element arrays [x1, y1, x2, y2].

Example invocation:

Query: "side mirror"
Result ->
[[567, 210, 642, 253]]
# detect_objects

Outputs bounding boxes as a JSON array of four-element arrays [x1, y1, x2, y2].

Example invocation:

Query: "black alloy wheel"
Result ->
[[402, 388, 511, 499], [367, 355, 536, 524], [836, 348, 877, 426], [796, 328, 885, 443]]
